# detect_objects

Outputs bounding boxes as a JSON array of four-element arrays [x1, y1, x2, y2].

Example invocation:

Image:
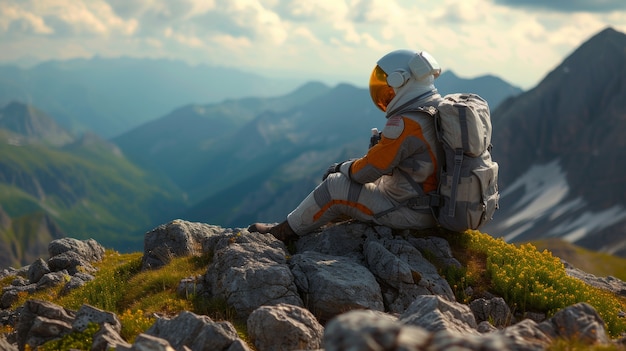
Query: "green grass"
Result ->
[[443, 229, 626, 337]]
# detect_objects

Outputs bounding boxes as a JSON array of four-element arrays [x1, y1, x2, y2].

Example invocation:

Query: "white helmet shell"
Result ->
[[377, 50, 441, 88]]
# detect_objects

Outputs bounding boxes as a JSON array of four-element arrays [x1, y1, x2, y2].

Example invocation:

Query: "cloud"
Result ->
[[0, 0, 624, 89], [492, 0, 626, 13]]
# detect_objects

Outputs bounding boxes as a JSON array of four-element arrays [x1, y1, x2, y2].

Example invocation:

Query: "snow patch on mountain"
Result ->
[[499, 160, 626, 245]]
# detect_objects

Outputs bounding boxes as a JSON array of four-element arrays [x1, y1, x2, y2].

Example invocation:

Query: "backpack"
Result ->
[[399, 93, 500, 231]]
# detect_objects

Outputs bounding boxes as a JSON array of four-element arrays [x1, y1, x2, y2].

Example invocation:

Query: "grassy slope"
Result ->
[[529, 238, 626, 281], [0, 139, 186, 252]]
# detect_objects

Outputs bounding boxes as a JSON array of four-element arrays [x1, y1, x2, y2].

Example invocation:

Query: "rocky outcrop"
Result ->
[[0, 238, 103, 309], [1, 220, 625, 351]]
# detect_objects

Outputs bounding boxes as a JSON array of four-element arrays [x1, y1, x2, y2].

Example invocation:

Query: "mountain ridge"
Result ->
[[483, 26, 626, 256]]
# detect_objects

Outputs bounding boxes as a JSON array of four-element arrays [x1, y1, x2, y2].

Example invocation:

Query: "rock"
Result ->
[[478, 321, 498, 333], [118, 333, 176, 351], [497, 318, 553, 351], [470, 297, 512, 327], [564, 260, 626, 297], [538, 302, 610, 345], [408, 235, 463, 269], [48, 238, 105, 263], [428, 329, 518, 351], [247, 303, 324, 351], [323, 309, 430, 351], [365, 238, 455, 313], [0, 267, 17, 280], [73, 304, 121, 333], [36, 271, 70, 290], [60, 272, 95, 295], [27, 259, 50, 284], [203, 232, 302, 318], [0, 334, 17, 351], [290, 251, 384, 321], [1, 279, 38, 309], [144, 310, 247, 351], [142, 220, 225, 270], [10, 277, 28, 287], [92, 323, 131, 351], [16, 299, 76, 351], [0, 290, 20, 309], [294, 222, 381, 262], [47, 250, 96, 275], [400, 295, 479, 335]]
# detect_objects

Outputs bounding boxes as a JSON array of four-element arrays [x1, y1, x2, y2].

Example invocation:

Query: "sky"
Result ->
[[1, 0, 625, 90]]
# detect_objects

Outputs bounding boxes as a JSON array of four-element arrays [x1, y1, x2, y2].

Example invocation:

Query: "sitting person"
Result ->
[[249, 49, 444, 242]]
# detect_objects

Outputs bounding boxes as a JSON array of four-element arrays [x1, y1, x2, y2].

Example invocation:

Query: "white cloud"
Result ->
[[0, 0, 624, 89]]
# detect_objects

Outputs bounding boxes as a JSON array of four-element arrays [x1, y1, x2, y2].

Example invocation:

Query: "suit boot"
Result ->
[[248, 221, 298, 243]]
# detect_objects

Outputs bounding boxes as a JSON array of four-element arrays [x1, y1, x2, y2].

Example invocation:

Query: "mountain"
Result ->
[[0, 101, 73, 146], [0, 102, 188, 267], [483, 27, 626, 256], [436, 70, 523, 110], [112, 81, 332, 197], [0, 209, 64, 269], [0, 57, 304, 138]]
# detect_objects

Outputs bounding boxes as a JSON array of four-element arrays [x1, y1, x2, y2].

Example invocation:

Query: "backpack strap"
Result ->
[[445, 105, 469, 218]]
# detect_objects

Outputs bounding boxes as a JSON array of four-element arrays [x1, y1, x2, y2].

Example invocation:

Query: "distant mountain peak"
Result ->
[[66, 131, 123, 157], [0, 101, 74, 146], [485, 27, 626, 257]]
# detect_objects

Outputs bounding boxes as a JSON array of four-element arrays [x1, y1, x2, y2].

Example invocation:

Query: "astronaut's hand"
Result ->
[[322, 163, 341, 181]]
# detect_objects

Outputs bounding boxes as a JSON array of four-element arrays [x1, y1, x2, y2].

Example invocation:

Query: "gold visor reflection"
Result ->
[[369, 65, 395, 112]]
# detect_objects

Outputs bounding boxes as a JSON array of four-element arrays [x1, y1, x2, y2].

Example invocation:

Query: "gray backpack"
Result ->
[[399, 93, 500, 231]]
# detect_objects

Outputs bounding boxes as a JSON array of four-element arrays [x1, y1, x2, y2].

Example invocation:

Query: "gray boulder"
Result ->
[[47, 250, 96, 275], [60, 272, 95, 295], [27, 259, 50, 284], [36, 271, 70, 290], [92, 323, 131, 351], [365, 238, 455, 312], [72, 304, 121, 333], [247, 303, 324, 351], [470, 297, 513, 327], [48, 238, 105, 260], [290, 250, 384, 321], [15, 299, 76, 351], [538, 302, 610, 345], [203, 231, 302, 317], [142, 219, 227, 269], [408, 235, 463, 269], [564, 260, 626, 297], [323, 309, 430, 351], [400, 295, 479, 335], [144, 310, 248, 351], [117, 333, 176, 351]]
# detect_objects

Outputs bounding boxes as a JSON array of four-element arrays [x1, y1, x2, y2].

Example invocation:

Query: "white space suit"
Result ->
[[286, 50, 445, 235]]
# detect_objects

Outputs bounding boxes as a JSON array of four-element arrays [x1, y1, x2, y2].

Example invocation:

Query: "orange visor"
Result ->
[[369, 65, 396, 112]]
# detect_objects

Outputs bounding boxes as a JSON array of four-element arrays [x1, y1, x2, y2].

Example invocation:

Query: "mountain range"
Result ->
[[1, 27, 623, 268], [0, 102, 186, 268], [482, 27, 626, 257], [0, 57, 304, 138]]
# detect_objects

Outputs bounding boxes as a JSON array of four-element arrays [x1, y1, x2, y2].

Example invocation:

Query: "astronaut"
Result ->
[[248, 49, 445, 242]]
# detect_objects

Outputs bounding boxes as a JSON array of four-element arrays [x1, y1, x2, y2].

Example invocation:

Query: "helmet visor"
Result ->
[[369, 65, 395, 112]]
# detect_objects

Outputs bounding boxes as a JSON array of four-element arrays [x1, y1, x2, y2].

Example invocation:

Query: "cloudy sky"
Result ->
[[1, 0, 625, 89]]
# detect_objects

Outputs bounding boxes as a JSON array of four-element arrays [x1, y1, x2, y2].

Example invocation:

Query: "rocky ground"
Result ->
[[1, 219, 626, 351]]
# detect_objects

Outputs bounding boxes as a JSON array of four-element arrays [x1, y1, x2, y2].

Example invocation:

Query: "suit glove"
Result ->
[[322, 162, 342, 181]]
